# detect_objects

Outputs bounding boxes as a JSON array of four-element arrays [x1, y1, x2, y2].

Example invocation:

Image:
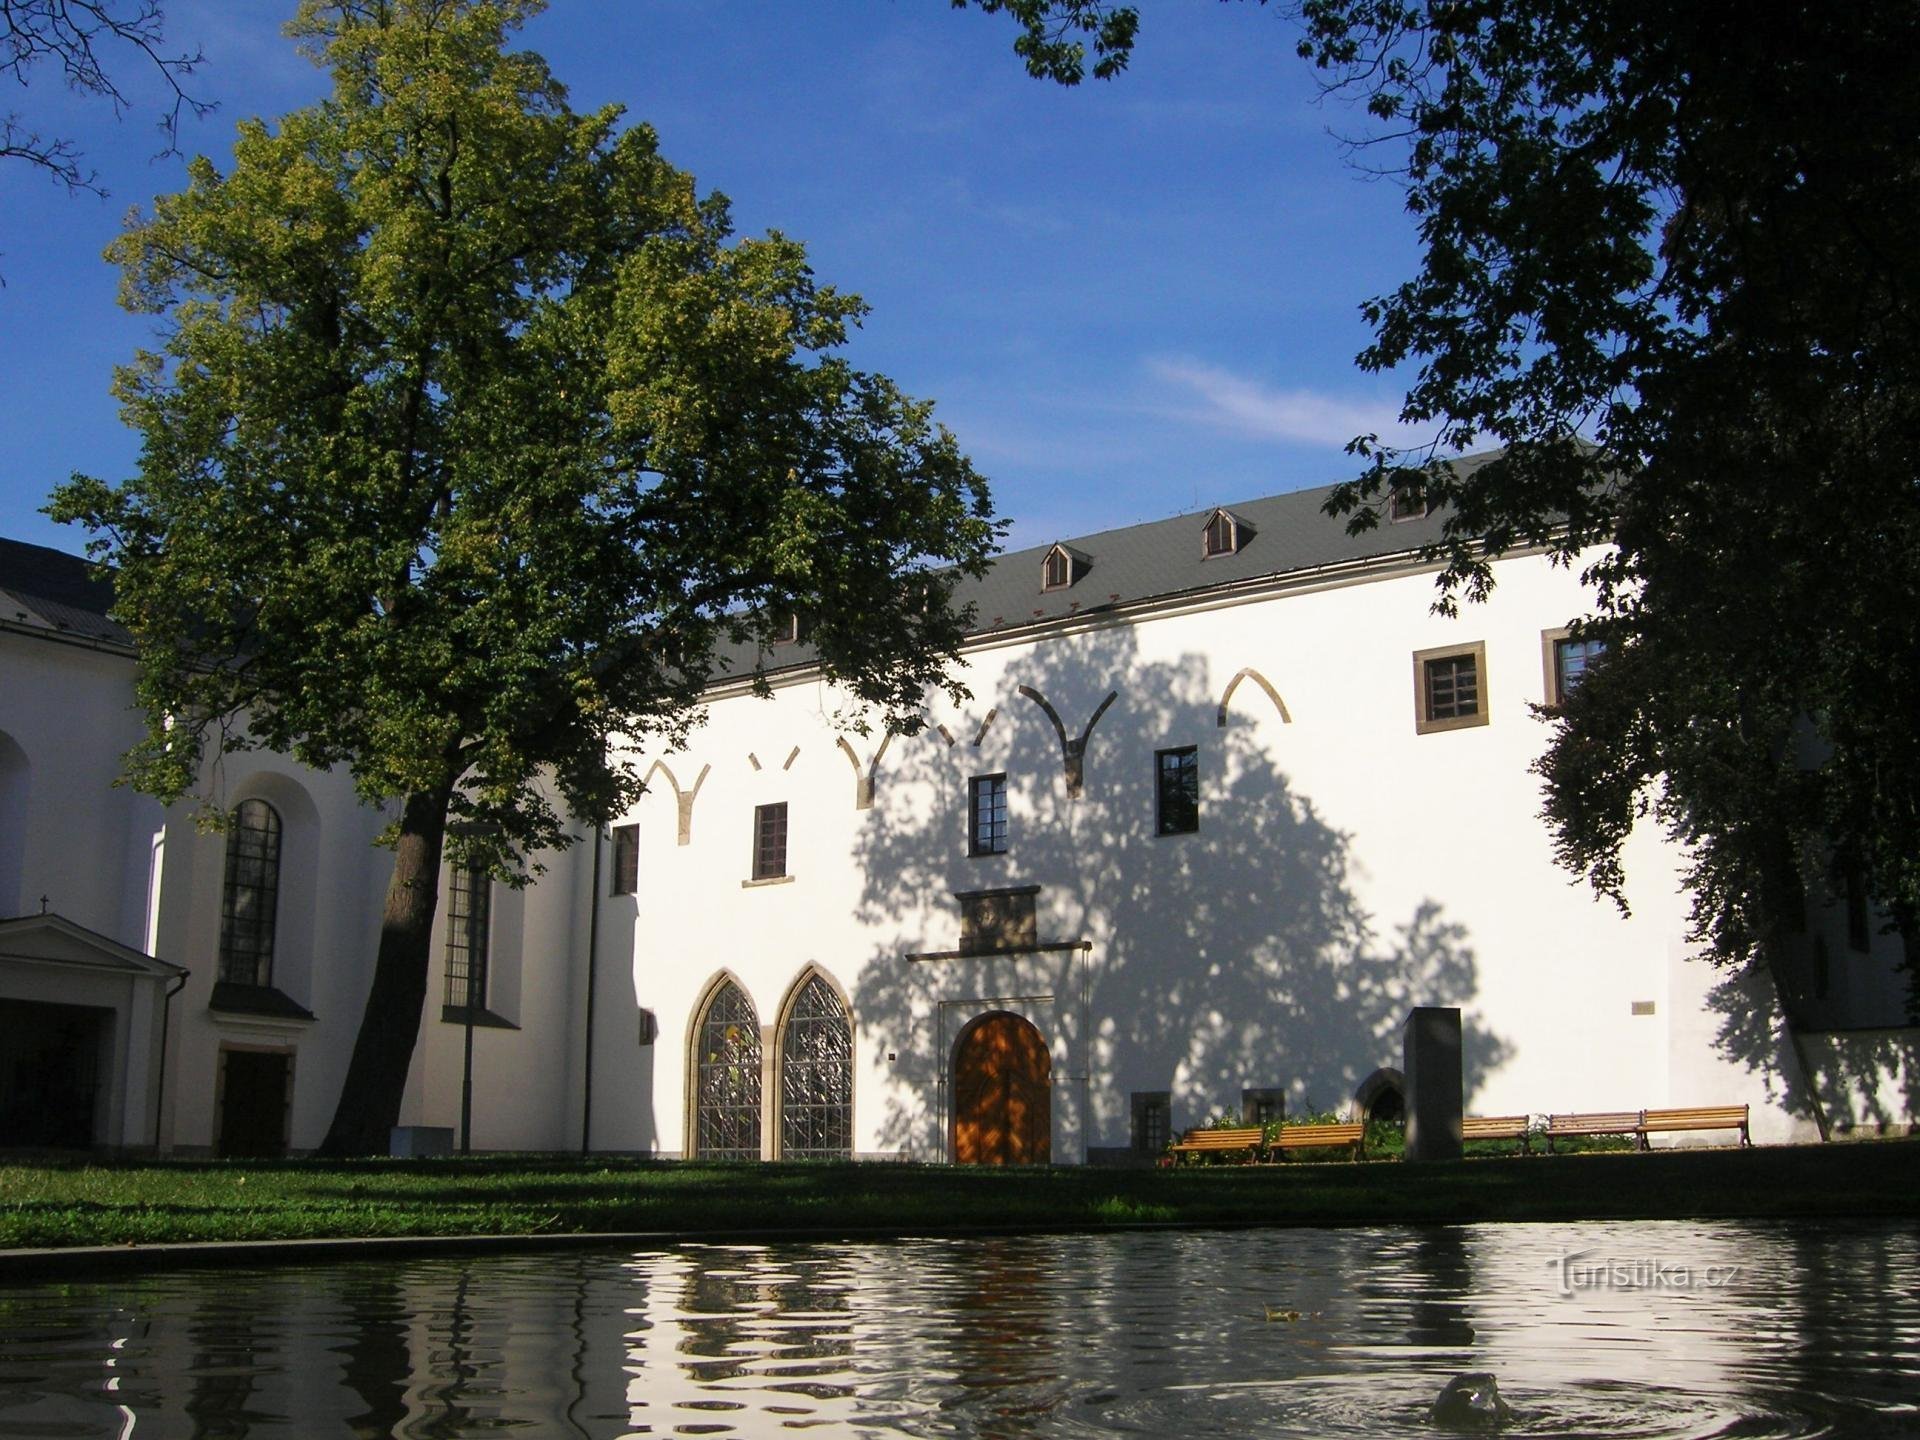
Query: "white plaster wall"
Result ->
[[0, 633, 160, 937], [614, 548, 1793, 1161]]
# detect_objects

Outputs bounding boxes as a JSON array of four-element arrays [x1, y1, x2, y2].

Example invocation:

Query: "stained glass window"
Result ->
[[780, 975, 852, 1160], [695, 980, 762, 1159]]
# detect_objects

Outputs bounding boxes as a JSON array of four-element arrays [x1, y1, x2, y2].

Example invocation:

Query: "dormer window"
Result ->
[[1389, 481, 1432, 522], [1202, 508, 1252, 558], [771, 612, 804, 645], [1041, 544, 1089, 592]]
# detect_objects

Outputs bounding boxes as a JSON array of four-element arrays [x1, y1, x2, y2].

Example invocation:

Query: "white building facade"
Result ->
[[2, 473, 1913, 1161]]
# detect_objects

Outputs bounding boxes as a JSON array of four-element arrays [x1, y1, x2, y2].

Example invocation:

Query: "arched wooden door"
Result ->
[[952, 1011, 1051, 1165]]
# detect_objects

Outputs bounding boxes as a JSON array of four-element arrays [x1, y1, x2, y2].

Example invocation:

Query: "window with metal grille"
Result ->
[[1415, 642, 1489, 733], [779, 975, 852, 1159], [695, 979, 762, 1159], [752, 802, 788, 880], [1552, 636, 1605, 704], [610, 823, 639, 895], [218, 799, 282, 986], [968, 773, 1008, 856], [1426, 653, 1478, 719], [1133, 1092, 1171, 1156], [443, 864, 490, 1009], [1155, 746, 1199, 835]]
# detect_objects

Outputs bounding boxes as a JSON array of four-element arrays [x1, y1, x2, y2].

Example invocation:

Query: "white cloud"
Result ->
[[1144, 356, 1426, 450]]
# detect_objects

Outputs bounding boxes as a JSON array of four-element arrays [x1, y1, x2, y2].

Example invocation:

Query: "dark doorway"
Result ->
[[0, 999, 109, 1148], [218, 1049, 291, 1158], [952, 1011, 1051, 1165], [1370, 1086, 1405, 1125]]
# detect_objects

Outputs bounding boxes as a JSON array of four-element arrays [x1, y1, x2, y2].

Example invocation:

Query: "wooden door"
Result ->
[[952, 1012, 1051, 1165]]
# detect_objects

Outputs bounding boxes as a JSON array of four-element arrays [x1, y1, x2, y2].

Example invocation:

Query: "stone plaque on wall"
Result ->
[[955, 885, 1040, 954]]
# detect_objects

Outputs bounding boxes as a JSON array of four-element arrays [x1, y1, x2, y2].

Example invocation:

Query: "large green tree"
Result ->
[[52, 0, 998, 1154], [973, 1, 1920, 1013]]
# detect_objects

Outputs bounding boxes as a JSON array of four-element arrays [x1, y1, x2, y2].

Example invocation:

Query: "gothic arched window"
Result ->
[[694, 979, 762, 1160], [780, 975, 852, 1159]]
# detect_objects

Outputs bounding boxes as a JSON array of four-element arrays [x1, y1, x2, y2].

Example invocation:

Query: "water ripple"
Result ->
[[0, 1220, 1916, 1437]]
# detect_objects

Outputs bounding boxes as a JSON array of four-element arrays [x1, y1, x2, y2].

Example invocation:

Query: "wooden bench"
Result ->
[[1543, 1111, 1642, 1152], [1167, 1125, 1266, 1165], [1462, 1114, 1532, 1152], [1267, 1121, 1365, 1162], [1638, 1104, 1750, 1147]]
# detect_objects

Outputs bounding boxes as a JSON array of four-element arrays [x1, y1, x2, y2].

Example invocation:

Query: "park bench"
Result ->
[[1543, 1110, 1643, 1153], [1638, 1104, 1750, 1147], [1168, 1125, 1266, 1165], [1462, 1114, 1533, 1152], [1267, 1121, 1366, 1162]]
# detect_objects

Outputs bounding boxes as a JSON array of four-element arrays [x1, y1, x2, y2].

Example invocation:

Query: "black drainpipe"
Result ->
[[581, 825, 603, 1155], [153, 968, 189, 1154]]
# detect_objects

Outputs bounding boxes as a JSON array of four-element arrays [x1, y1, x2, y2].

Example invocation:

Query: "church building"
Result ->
[[2, 462, 1912, 1159]]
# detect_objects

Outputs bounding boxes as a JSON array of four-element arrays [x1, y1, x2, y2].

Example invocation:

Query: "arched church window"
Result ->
[[218, 799, 282, 986], [694, 979, 762, 1159], [780, 974, 852, 1159]]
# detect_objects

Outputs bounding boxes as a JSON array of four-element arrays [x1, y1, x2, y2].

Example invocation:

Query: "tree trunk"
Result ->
[[316, 784, 453, 1156]]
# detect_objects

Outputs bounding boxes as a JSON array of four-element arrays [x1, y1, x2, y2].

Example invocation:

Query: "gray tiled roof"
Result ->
[[1, 454, 1490, 672], [0, 538, 129, 646], [722, 453, 1494, 679]]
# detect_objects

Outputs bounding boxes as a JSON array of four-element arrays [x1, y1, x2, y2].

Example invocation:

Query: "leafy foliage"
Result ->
[[50, 0, 998, 1149], [951, 0, 1138, 84], [974, 1, 1920, 1008], [1292, 1, 1920, 1007]]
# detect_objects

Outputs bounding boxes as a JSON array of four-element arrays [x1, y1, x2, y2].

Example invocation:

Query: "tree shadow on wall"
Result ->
[[849, 626, 1512, 1156], [1705, 962, 1919, 1134]]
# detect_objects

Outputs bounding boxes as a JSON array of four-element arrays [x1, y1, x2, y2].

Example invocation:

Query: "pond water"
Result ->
[[2, 1219, 1917, 1438]]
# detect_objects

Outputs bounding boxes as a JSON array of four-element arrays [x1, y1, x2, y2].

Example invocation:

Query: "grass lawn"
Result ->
[[2, 1138, 1915, 1256]]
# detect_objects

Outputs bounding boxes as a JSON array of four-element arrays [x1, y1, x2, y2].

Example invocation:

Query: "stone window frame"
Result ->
[[1540, 626, 1605, 708], [1413, 640, 1490, 735], [610, 822, 639, 896], [750, 801, 789, 883]]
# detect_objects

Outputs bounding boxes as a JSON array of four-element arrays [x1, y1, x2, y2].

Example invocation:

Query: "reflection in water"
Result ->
[[0, 1220, 1917, 1437]]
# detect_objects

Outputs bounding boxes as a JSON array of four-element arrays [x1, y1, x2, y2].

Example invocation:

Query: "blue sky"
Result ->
[[0, 0, 1428, 558]]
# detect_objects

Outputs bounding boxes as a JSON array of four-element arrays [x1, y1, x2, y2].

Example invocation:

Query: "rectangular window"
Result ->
[[1132, 1091, 1171, 1157], [610, 823, 639, 895], [1552, 635, 1605, 704], [968, 773, 1008, 856], [1155, 746, 1199, 835], [752, 802, 789, 881], [1242, 1088, 1286, 1127], [1389, 481, 1430, 521], [443, 865, 490, 1010], [1413, 641, 1490, 734]]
